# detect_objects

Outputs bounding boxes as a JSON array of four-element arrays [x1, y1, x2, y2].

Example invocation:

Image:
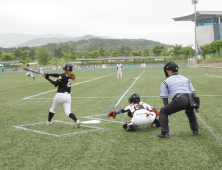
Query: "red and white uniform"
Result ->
[[124, 102, 156, 126]]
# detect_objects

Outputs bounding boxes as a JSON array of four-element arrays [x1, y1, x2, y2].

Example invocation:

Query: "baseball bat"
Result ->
[[23, 67, 45, 76]]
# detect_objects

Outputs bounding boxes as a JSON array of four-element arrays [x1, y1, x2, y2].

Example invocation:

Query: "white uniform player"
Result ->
[[108, 93, 161, 131], [26, 64, 35, 80], [39, 65, 44, 76], [117, 61, 122, 79], [125, 104, 156, 126]]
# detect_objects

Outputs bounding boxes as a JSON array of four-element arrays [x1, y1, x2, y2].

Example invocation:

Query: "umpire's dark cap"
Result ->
[[164, 62, 179, 72]]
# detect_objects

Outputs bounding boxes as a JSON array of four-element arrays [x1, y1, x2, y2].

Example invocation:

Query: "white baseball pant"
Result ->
[[50, 92, 71, 116], [26, 71, 34, 77], [131, 111, 156, 126], [117, 70, 122, 79]]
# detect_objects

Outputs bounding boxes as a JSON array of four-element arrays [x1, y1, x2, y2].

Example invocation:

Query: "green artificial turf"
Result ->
[[0, 67, 222, 170]]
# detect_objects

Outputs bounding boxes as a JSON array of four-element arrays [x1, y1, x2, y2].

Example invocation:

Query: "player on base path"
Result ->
[[108, 93, 161, 131], [26, 64, 35, 80], [44, 62, 80, 128]]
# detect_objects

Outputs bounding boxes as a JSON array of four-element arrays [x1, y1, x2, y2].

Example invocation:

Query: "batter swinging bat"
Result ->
[[23, 67, 45, 76]]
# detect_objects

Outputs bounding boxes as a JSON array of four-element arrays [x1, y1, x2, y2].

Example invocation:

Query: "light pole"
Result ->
[[192, 0, 198, 66]]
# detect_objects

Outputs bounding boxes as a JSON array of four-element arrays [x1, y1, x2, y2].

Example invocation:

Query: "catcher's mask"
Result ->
[[163, 62, 179, 77], [128, 93, 140, 104], [63, 62, 73, 71]]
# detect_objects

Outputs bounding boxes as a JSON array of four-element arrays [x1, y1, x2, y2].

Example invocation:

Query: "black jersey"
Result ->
[[55, 73, 72, 93]]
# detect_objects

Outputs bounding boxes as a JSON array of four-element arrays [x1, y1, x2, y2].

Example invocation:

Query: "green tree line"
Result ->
[[0, 38, 195, 64], [200, 39, 222, 59]]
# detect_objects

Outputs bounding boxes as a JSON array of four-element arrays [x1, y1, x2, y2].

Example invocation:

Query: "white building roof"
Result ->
[[173, 11, 222, 21]]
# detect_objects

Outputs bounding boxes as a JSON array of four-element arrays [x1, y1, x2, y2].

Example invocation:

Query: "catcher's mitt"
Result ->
[[108, 110, 116, 119]]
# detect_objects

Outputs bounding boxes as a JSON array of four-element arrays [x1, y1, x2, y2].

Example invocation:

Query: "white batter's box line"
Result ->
[[81, 116, 125, 124], [22, 74, 113, 99], [82, 113, 126, 117], [13, 120, 104, 138]]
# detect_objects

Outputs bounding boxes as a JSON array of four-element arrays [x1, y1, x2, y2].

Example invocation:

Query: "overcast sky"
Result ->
[[0, 0, 221, 46]]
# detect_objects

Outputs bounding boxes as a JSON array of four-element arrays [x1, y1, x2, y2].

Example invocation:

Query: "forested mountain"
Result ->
[[14, 35, 111, 48], [0, 33, 74, 48], [42, 38, 172, 56], [0, 38, 172, 61]]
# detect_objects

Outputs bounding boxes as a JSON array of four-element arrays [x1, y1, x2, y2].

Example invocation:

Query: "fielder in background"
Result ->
[[117, 60, 122, 79], [26, 64, 35, 80], [108, 93, 161, 131], [157, 62, 200, 139], [39, 65, 44, 76], [44, 62, 80, 128]]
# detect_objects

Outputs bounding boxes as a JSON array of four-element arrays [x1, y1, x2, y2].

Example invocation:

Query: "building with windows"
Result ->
[[173, 11, 222, 53]]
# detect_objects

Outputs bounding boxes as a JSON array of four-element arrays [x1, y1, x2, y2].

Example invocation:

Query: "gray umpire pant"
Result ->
[[159, 94, 199, 133]]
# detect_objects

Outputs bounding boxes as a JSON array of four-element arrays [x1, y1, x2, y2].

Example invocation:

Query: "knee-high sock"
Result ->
[[48, 111, 54, 122], [69, 113, 77, 122]]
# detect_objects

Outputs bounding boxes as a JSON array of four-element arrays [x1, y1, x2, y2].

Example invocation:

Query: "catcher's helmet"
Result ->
[[163, 62, 178, 77], [63, 62, 73, 71], [128, 93, 140, 104]]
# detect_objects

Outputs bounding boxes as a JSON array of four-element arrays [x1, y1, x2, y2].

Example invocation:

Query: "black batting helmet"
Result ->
[[128, 93, 140, 104], [163, 62, 179, 77], [63, 62, 73, 71]]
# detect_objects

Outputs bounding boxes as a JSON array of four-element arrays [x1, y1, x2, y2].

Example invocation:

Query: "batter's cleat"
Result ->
[[46, 121, 52, 125], [157, 132, 170, 139], [76, 120, 80, 128], [193, 130, 199, 136], [33, 77, 35, 80]]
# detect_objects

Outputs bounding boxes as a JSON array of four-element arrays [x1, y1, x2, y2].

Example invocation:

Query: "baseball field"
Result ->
[[0, 67, 222, 170]]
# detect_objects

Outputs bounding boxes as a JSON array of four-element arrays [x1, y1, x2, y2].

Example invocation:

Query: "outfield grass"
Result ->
[[0, 67, 222, 170]]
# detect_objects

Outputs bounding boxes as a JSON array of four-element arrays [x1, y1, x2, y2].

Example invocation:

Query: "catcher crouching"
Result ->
[[108, 93, 161, 131]]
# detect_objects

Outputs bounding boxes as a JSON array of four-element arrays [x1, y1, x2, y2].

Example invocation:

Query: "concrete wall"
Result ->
[[196, 25, 215, 47]]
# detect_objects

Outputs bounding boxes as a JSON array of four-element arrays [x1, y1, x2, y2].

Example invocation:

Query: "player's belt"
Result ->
[[173, 93, 189, 99], [58, 92, 70, 94]]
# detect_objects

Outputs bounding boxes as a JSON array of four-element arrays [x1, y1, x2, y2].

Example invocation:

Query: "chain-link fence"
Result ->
[[205, 47, 222, 59]]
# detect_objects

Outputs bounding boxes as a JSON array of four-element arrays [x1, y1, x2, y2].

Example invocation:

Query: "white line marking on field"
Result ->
[[205, 74, 222, 78], [196, 114, 222, 146], [81, 120, 101, 124], [81, 114, 125, 124], [13, 120, 104, 137], [22, 74, 112, 99], [115, 70, 145, 107]]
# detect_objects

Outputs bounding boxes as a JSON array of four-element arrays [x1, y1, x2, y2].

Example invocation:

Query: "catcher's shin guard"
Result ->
[[154, 119, 161, 127], [123, 121, 137, 131]]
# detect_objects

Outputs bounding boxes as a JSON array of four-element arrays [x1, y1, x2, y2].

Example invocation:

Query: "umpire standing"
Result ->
[[157, 62, 200, 139]]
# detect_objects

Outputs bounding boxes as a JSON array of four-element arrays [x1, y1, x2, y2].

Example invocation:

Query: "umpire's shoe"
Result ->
[[193, 130, 199, 136], [157, 132, 170, 139]]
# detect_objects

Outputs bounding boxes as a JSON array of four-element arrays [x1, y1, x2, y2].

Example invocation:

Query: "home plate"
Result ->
[[81, 120, 101, 124]]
